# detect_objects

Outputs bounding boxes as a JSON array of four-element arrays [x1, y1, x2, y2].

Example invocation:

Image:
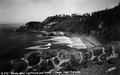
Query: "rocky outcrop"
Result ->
[[15, 21, 43, 33], [41, 31, 65, 36], [4, 45, 119, 74]]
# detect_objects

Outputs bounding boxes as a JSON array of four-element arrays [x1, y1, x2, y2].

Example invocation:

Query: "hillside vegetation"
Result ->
[[16, 3, 120, 44]]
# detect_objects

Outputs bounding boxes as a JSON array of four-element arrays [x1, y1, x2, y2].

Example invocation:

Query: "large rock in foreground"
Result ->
[[7, 45, 119, 75]]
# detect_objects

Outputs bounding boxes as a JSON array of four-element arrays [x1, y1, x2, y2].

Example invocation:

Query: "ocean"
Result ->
[[0, 26, 38, 59]]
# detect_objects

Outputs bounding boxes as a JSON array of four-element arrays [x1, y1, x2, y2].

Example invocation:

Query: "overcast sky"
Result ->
[[0, 0, 119, 24]]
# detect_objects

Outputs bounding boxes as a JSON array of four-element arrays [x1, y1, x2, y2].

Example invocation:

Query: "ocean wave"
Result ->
[[26, 36, 87, 50], [49, 36, 86, 49], [25, 43, 51, 50]]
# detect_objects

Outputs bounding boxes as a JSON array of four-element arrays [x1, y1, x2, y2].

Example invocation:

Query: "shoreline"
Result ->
[[25, 33, 101, 50]]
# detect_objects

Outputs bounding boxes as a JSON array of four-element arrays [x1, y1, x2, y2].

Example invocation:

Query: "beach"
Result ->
[[26, 35, 101, 50]]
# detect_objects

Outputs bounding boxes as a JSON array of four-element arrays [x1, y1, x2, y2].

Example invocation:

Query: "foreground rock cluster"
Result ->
[[3, 45, 119, 75]]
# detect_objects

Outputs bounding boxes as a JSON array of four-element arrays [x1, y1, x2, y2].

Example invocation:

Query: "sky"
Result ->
[[0, 0, 119, 24]]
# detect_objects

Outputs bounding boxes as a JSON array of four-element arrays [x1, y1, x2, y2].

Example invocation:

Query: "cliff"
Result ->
[[15, 3, 120, 44]]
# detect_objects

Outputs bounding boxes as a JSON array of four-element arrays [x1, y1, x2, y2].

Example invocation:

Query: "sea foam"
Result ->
[[50, 36, 86, 49]]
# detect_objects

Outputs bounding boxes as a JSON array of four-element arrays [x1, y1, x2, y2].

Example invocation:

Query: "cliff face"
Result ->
[[15, 21, 43, 33], [51, 3, 120, 44], [51, 17, 87, 33], [15, 15, 70, 32], [16, 3, 120, 44], [89, 3, 120, 44], [42, 15, 70, 25]]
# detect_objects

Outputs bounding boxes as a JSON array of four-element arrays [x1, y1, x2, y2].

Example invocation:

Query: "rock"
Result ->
[[54, 57, 60, 65], [42, 51, 56, 59], [26, 21, 42, 29], [72, 51, 83, 63], [83, 60, 95, 68], [38, 59, 54, 72], [24, 51, 41, 66], [60, 62, 76, 71], [104, 46, 113, 57], [12, 59, 27, 72], [41, 31, 65, 36], [93, 49, 103, 56], [69, 55, 82, 70], [26, 68, 35, 72], [99, 54, 107, 61], [107, 56, 120, 65], [92, 57, 100, 63], [84, 50, 93, 60], [35, 59, 47, 72], [15, 21, 43, 33], [46, 60, 55, 72], [57, 50, 70, 60]]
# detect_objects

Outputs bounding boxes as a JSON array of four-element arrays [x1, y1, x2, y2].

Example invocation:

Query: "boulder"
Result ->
[[24, 51, 41, 66], [54, 57, 60, 65], [12, 59, 27, 72]]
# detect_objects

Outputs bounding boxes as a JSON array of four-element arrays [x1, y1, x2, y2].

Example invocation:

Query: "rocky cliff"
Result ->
[[16, 3, 120, 44]]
